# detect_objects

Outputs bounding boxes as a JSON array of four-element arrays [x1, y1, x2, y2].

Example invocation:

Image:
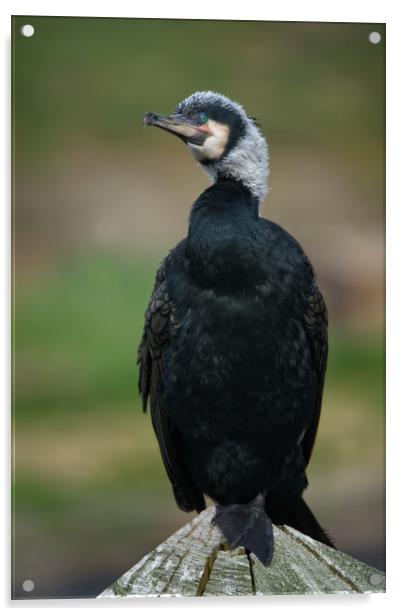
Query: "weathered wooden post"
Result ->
[[97, 506, 385, 597]]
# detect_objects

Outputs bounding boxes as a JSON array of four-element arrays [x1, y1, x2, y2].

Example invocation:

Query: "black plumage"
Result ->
[[138, 91, 333, 564]]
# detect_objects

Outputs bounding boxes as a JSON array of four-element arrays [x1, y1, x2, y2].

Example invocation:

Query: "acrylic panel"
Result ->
[[12, 16, 385, 599]]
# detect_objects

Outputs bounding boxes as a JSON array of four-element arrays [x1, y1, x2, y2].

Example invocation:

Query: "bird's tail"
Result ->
[[266, 494, 335, 548], [211, 493, 274, 566]]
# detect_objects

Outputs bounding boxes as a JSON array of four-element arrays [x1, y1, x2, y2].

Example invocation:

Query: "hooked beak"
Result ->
[[143, 111, 211, 146]]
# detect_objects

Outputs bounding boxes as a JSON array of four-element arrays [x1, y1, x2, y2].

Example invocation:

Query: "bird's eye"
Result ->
[[190, 112, 208, 125]]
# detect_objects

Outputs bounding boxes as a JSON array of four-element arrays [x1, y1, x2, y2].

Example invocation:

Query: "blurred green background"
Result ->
[[12, 16, 385, 598]]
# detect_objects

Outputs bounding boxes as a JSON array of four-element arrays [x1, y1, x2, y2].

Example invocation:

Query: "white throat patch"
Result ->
[[188, 120, 230, 162], [203, 122, 270, 208]]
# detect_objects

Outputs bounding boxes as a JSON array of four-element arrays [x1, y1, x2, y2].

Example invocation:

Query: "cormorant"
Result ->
[[138, 91, 333, 565]]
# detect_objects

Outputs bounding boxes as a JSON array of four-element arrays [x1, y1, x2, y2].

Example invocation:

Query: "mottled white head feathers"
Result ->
[[176, 91, 270, 206]]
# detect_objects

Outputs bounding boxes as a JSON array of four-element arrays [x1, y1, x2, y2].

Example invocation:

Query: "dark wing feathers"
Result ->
[[138, 270, 170, 411], [301, 259, 328, 467], [137, 257, 205, 513], [138, 248, 326, 505]]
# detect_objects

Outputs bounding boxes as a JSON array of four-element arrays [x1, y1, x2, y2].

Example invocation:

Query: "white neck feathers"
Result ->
[[207, 123, 269, 207]]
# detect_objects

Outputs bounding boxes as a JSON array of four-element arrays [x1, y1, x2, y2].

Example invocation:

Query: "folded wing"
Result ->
[[137, 253, 206, 513]]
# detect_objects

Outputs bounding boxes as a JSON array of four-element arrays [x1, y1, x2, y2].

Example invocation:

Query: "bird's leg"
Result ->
[[211, 492, 274, 566]]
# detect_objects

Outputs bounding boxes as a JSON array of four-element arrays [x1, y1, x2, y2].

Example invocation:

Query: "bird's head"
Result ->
[[144, 91, 269, 205]]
